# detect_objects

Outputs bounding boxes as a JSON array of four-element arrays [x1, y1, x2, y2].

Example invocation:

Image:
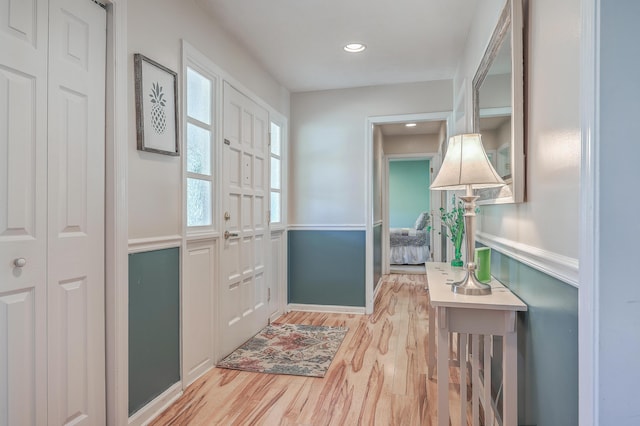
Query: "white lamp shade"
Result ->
[[430, 133, 506, 190]]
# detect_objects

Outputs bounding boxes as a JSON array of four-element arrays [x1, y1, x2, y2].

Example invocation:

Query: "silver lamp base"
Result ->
[[451, 269, 492, 295]]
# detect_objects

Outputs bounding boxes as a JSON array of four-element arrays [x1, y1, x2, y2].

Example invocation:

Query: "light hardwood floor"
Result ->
[[151, 274, 467, 425]]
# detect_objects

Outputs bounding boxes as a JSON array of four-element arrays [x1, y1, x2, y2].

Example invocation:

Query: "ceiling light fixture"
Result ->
[[405, 123, 417, 127], [343, 43, 366, 53]]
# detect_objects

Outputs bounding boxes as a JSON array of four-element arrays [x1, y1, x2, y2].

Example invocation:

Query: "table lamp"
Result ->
[[430, 133, 505, 295]]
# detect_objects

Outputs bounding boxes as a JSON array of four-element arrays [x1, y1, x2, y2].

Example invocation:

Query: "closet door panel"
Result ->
[[0, 68, 38, 238], [0, 0, 48, 424], [0, 290, 38, 426], [47, 0, 106, 424], [1, 0, 38, 45]]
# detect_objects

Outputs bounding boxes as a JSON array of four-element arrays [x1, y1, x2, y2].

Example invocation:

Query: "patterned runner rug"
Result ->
[[216, 323, 348, 378]]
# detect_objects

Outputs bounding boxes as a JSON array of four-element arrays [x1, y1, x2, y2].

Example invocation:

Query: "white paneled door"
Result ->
[[0, 0, 106, 424], [221, 83, 270, 357], [0, 0, 49, 423], [47, 0, 106, 423]]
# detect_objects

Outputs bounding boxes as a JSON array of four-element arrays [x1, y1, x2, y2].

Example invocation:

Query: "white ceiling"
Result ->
[[196, 0, 479, 92]]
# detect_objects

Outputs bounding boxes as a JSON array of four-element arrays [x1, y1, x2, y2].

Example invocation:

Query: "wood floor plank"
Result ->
[[150, 273, 470, 426]]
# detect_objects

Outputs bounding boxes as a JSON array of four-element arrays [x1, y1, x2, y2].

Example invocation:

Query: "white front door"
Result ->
[[220, 82, 270, 356], [0, 0, 106, 423]]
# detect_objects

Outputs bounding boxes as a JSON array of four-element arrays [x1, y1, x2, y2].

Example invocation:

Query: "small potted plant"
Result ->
[[439, 196, 465, 267]]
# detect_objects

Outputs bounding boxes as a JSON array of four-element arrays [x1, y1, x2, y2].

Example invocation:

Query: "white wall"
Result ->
[[481, 118, 511, 152], [596, 1, 640, 423], [479, 72, 511, 108], [290, 81, 452, 226], [127, 0, 290, 239], [373, 126, 383, 223], [383, 134, 440, 155], [456, 0, 581, 260], [453, 0, 504, 133]]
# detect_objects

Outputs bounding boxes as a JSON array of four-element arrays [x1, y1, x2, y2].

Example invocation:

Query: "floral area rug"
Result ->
[[216, 323, 348, 378]]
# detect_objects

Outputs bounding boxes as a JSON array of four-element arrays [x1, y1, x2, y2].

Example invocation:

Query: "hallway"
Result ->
[[150, 274, 471, 425]]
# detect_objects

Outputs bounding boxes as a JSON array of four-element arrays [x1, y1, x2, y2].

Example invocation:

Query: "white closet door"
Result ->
[[0, 0, 106, 424], [0, 0, 49, 424], [47, 0, 106, 424]]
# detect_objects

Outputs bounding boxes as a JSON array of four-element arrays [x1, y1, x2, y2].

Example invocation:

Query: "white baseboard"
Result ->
[[476, 232, 579, 287], [287, 303, 366, 315], [128, 382, 182, 426]]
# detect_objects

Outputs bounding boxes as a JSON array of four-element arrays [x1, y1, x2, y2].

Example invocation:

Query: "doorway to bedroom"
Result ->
[[377, 119, 447, 275], [388, 158, 432, 273]]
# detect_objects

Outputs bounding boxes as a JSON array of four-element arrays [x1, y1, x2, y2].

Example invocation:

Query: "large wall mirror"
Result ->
[[473, 0, 525, 204]]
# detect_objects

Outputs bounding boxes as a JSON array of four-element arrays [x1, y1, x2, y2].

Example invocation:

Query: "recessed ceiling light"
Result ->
[[405, 123, 417, 127], [344, 43, 366, 53]]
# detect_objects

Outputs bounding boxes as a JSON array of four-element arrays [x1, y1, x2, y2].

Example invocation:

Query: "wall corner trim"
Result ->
[[476, 232, 579, 287]]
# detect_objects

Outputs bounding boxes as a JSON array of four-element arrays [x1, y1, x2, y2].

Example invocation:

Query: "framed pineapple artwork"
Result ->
[[134, 53, 179, 155]]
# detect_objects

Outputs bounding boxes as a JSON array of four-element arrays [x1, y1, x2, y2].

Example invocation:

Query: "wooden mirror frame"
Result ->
[[473, 0, 525, 204]]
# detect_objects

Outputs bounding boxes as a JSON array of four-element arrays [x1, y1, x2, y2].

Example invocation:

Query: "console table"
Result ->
[[426, 262, 527, 426]]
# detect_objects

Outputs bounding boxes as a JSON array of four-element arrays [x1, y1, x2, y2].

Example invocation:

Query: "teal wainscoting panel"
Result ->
[[373, 224, 382, 290], [288, 230, 365, 307], [490, 249, 578, 426], [128, 247, 180, 416]]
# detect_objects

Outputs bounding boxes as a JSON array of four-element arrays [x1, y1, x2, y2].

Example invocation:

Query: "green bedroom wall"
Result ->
[[389, 160, 430, 228]]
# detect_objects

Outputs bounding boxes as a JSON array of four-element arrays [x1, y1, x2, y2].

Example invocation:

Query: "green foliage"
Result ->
[[439, 195, 465, 250]]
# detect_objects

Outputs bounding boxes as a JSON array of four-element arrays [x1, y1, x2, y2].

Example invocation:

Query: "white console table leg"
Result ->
[[503, 313, 518, 426], [484, 335, 493, 426], [472, 334, 480, 426], [459, 333, 468, 424], [437, 307, 449, 426], [428, 296, 436, 379]]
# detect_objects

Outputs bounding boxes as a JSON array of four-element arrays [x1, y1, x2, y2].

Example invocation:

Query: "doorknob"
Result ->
[[13, 258, 27, 268], [224, 231, 239, 240]]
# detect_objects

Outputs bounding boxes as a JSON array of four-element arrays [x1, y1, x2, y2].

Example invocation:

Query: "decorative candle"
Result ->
[[475, 247, 492, 283]]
